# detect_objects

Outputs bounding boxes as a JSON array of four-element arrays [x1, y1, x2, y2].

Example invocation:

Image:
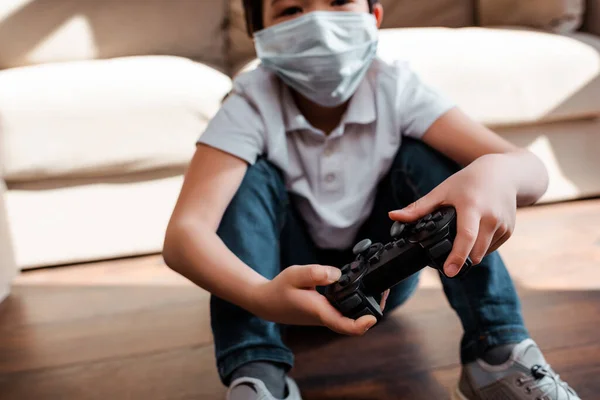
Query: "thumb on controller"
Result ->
[[282, 264, 342, 289]]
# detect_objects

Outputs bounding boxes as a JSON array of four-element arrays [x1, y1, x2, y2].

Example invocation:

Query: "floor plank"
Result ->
[[497, 199, 600, 291], [0, 289, 212, 373], [0, 345, 225, 400], [1, 199, 599, 399], [2, 288, 597, 400]]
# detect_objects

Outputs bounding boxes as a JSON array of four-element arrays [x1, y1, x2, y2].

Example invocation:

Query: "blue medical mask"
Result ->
[[253, 11, 379, 108]]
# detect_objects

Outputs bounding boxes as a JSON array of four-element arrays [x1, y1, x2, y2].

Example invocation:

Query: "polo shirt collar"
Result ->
[[282, 77, 376, 134]]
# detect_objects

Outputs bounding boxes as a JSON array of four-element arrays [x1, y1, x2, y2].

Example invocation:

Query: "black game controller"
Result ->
[[324, 206, 473, 321]]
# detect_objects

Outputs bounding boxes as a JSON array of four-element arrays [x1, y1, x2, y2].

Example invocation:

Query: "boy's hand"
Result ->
[[389, 154, 518, 278], [251, 264, 378, 336]]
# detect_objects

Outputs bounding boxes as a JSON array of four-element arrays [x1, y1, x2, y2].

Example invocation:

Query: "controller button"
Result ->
[[395, 239, 406, 247], [416, 221, 426, 232], [433, 212, 443, 221], [423, 214, 433, 222], [384, 243, 394, 250], [340, 294, 363, 311], [350, 261, 362, 273], [369, 255, 380, 265], [366, 244, 381, 259], [353, 239, 373, 256], [390, 221, 407, 238], [339, 274, 351, 287], [426, 221, 437, 231], [429, 239, 453, 260]]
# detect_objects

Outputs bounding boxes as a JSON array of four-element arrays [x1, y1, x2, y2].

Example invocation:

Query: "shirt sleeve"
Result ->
[[397, 64, 456, 139], [196, 91, 266, 165]]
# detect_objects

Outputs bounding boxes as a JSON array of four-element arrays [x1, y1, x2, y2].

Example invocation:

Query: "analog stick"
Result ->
[[390, 221, 407, 238], [353, 239, 372, 256]]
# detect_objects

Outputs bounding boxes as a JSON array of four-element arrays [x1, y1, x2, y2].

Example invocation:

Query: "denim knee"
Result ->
[[390, 137, 462, 204], [227, 158, 288, 220], [383, 273, 421, 313]]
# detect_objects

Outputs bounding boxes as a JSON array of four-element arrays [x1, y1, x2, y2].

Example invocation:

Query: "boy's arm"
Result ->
[[420, 107, 549, 207], [390, 107, 549, 277], [163, 144, 375, 335], [163, 144, 265, 307]]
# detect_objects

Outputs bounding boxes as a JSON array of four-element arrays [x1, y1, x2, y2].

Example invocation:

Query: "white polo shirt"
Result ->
[[198, 57, 455, 250]]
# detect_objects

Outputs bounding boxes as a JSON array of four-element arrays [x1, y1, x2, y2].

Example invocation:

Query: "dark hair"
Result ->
[[242, 0, 378, 36]]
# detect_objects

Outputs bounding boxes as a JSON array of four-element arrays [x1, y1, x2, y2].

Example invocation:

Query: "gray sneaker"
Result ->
[[453, 339, 580, 400], [226, 377, 302, 400]]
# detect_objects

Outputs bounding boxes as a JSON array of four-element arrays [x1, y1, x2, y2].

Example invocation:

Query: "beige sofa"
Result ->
[[1, 0, 599, 274], [0, 181, 16, 301]]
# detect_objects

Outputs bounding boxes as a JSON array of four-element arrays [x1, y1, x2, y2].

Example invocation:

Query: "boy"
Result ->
[[163, 0, 581, 399]]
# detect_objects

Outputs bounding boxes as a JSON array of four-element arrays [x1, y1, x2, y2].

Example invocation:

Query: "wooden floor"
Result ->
[[1, 199, 600, 399]]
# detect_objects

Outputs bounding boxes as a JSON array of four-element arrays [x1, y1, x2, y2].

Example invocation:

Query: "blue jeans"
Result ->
[[211, 138, 529, 384]]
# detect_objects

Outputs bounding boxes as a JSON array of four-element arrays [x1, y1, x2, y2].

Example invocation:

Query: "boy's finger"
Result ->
[[388, 190, 442, 222], [469, 224, 495, 265], [318, 304, 376, 336], [328, 314, 377, 336], [285, 264, 341, 288], [444, 210, 480, 277]]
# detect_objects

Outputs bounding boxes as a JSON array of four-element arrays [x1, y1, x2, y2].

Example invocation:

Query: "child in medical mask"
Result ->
[[163, 1, 580, 399]]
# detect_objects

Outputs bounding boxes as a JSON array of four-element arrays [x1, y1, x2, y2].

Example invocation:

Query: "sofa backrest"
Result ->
[[0, 0, 591, 78], [0, 0, 229, 73], [380, 0, 475, 29], [478, 0, 586, 33]]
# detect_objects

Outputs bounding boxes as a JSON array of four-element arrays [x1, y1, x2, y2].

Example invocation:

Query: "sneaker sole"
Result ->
[[451, 385, 470, 400]]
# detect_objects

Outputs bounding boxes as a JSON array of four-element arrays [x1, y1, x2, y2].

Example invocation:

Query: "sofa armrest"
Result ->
[[0, 180, 16, 302], [584, 0, 600, 35]]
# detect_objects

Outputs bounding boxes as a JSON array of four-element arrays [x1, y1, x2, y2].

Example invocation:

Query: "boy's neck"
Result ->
[[291, 90, 348, 135]]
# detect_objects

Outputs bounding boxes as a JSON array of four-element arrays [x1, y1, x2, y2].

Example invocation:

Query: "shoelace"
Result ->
[[516, 364, 577, 399]]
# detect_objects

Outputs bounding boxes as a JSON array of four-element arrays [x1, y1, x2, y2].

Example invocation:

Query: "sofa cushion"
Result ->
[[376, 27, 600, 127], [0, 56, 232, 183], [479, 0, 585, 33], [0, 0, 229, 73], [5, 171, 185, 269], [226, 0, 474, 76]]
